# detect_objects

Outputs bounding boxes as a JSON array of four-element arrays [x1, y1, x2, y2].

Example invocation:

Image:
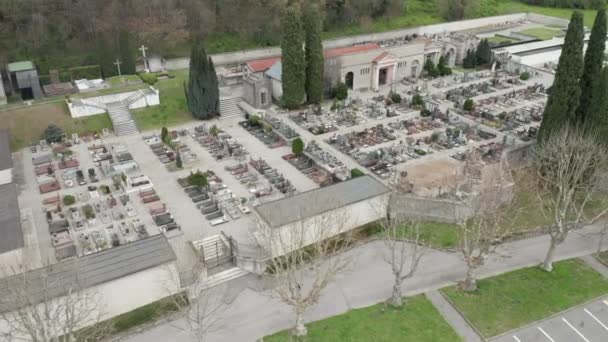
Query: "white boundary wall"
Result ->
[[165, 13, 549, 70], [67, 87, 160, 118]]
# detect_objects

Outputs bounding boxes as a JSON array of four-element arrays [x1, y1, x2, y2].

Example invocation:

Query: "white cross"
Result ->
[[114, 59, 122, 77], [139, 45, 149, 72]]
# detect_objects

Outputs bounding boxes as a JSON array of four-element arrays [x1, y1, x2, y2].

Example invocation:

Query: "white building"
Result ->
[[0, 73, 7, 105], [253, 176, 390, 257]]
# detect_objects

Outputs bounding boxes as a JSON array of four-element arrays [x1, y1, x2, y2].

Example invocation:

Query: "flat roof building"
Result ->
[[6, 60, 43, 100]]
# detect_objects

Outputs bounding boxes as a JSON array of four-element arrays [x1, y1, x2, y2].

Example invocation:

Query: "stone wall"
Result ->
[[67, 87, 160, 118]]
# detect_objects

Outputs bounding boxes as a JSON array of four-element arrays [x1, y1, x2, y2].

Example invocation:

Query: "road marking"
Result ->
[[585, 307, 608, 331], [603, 300, 608, 307], [538, 327, 556, 342], [512, 335, 522, 342], [562, 317, 590, 342]]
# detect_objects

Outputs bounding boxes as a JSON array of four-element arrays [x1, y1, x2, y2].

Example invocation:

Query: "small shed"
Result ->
[[6, 61, 43, 100]]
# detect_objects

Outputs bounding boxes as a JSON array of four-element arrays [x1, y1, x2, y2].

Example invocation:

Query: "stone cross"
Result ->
[[114, 59, 122, 77], [139, 45, 149, 72]]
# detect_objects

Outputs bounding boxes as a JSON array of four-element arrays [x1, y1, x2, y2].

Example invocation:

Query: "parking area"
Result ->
[[491, 297, 608, 342]]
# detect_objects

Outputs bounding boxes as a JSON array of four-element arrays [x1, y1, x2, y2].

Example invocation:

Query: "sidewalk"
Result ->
[[125, 223, 606, 342], [426, 290, 483, 342]]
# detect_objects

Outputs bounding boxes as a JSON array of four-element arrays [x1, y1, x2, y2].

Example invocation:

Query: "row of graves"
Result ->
[[444, 76, 524, 108], [463, 84, 547, 141], [42, 141, 161, 260], [249, 158, 296, 197], [289, 99, 406, 136], [239, 117, 287, 149], [142, 130, 199, 170], [283, 140, 348, 187], [177, 171, 249, 227], [265, 115, 300, 140], [191, 125, 249, 161]]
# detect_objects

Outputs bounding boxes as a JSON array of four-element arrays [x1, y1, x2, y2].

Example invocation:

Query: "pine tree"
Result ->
[[185, 38, 220, 120], [475, 39, 492, 66], [118, 30, 136, 75], [304, 4, 324, 104], [586, 66, 608, 142], [424, 58, 438, 78], [577, 9, 606, 123], [538, 12, 585, 142], [281, 5, 306, 109]]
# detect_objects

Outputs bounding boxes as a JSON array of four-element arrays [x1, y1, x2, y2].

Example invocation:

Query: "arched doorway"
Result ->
[[411, 60, 420, 78], [446, 48, 456, 66], [345, 72, 354, 89]]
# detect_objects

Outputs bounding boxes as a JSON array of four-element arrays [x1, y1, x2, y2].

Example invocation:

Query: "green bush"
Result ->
[[411, 94, 424, 108], [463, 98, 475, 111], [62, 195, 76, 206], [139, 72, 158, 85], [43, 124, 64, 143], [187, 171, 208, 187], [390, 93, 402, 104], [69, 65, 102, 80], [334, 82, 348, 101], [520, 71, 531, 80], [292, 137, 304, 156], [351, 168, 365, 178]]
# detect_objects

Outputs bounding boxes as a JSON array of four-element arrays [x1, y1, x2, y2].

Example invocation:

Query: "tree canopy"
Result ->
[[185, 38, 220, 120], [304, 5, 325, 104], [281, 5, 306, 109]]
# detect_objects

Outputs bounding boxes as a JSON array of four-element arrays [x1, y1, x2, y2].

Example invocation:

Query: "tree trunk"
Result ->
[[542, 238, 557, 272], [293, 311, 307, 337], [460, 266, 477, 292], [388, 278, 403, 307]]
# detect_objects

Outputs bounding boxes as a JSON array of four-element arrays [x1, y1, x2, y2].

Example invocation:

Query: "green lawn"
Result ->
[[264, 295, 462, 342], [398, 222, 459, 249], [442, 259, 608, 338], [132, 70, 196, 131], [518, 27, 562, 40], [487, 35, 521, 45], [495, 1, 599, 27]]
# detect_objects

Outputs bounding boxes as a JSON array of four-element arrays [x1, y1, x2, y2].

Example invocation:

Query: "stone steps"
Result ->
[[199, 235, 230, 265], [199, 267, 249, 291], [107, 102, 139, 136], [220, 97, 245, 118]]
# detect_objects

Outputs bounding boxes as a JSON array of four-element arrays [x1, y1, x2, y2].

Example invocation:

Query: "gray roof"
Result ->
[[0, 130, 12, 171], [0, 183, 23, 254], [254, 175, 389, 228], [266, 61, 282, 81], [0, 234, 176, 313]]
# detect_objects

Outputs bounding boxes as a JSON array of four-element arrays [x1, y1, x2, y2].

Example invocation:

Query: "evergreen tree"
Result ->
[[185, 38, 220, 120], [437, 55, 452, 76], [96, 34, 115, 78], [118, 30, 136, 75], [281, 5, 306, 109], [463, 50, 477, 69], [424, 58, 439, 78], [586, 66, 608, 142], [475, 39, 492, 66], [303, 5, 325, 104], [577, 9, 606, 123], [538, 12, 585, 141]]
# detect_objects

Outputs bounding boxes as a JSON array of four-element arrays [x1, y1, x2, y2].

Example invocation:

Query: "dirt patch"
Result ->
[[0, 102, 111, 151], [403, 157, 463, 195]]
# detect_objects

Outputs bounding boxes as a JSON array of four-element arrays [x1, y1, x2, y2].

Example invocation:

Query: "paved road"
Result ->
[[491, 297, 608, 342], [124, 223, 607, 342]]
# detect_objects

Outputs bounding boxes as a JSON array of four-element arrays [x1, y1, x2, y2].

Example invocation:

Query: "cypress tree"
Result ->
[[304, 4, 325, 104], [185, 38, 220, 120], [538, 12, 585, 141], [577, 9, 606, 123], [475, 39, 492, 66], [96, 34, 115, 78], [281, 5, 306, 109], [118, 30, 136, 75], [586, 66, 608, 142]]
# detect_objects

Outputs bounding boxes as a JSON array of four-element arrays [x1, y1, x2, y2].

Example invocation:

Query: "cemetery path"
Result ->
[[124, 222, 607, 342]]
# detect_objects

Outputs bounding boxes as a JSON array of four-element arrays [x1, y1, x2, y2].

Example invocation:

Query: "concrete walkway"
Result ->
[[426, 290, 483, 342], [124, 223, 608, 342], [581, 254, 608, 278]]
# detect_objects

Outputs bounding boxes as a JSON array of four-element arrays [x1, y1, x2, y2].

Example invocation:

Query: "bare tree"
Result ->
[[455, 150, 523, 291], [0, 263, 108, 342], [378, 214, 423, 307], [258, 209, 355, 337], [532, 126, 607, 271]]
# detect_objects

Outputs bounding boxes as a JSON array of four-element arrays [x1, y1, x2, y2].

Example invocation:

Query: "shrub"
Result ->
[[390, 93, 402, 104], [62, 195, 76, 206], [292, 137, 304, 156], [175, 152, 183, 169], [139, 72, 158, 85], [420, 109, 432, 117], [411, 94, 424, 108], [463, 98, 475, 111], [351, 168, 365, 178], [43, 124, 64, 143], [161, 127, 169, 144], [520, 71, 531, 81], [187, 171, 208, 187], [69, 65, 102, 80], [249, 115, 261, 127], [334, 82, 348, 101]]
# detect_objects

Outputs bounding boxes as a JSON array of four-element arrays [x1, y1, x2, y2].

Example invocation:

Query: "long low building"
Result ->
[[253, 175, 390, 257]]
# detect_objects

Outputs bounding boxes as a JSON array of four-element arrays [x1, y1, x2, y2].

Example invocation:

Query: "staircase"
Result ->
[[122, 90, 146, 107], [199, 267, 250, 291], [197, 234, 232, 267], [106, 101, 139, 136], [220, 97, 245, 118]]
